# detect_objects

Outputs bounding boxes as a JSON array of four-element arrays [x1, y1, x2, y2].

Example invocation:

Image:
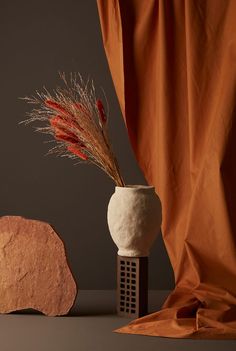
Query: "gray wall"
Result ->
[[0, 0, 174, 289]]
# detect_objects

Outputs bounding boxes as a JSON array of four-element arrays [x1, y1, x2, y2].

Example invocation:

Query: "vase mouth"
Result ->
[[115, 185, 155, 192]]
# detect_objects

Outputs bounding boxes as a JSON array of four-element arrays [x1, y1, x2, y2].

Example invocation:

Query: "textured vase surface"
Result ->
[[107, 185, 162, 257]]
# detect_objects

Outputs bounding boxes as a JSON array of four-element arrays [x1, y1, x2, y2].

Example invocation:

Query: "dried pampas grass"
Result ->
[[21, 73, 125, 186]]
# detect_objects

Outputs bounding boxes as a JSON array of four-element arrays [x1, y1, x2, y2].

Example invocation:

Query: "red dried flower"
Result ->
[[55, 132, 78, 144], [23, 73, 125, 186], [50, 115, 63, 128], [50, 116, 87, 148], [45, 100, 73, 117], [50, 115, 82, 132], [67, 145, 88, 160], [96, 99, 107, 123]]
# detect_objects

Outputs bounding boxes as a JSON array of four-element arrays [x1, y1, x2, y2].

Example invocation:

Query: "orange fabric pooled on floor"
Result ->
[[97, 0, 236, 339]]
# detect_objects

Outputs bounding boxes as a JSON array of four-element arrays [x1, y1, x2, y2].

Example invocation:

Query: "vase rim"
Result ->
[[115, 184, 155, 191]]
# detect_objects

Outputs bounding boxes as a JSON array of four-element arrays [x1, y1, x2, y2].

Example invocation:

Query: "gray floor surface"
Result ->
[[0, 290, 235, 351]]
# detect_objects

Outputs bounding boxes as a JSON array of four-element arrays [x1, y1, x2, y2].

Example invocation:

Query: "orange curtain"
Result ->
[[97, 0, 236, 339]]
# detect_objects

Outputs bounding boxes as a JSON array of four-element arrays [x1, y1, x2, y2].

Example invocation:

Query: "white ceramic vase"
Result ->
[[107, 185, 162, 257]]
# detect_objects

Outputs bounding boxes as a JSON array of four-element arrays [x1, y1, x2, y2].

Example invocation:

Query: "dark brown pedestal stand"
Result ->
[[117, 255, 148, 318]]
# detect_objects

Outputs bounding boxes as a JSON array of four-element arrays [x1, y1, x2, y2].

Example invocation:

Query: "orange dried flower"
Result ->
[[67, 145, 88, 160]]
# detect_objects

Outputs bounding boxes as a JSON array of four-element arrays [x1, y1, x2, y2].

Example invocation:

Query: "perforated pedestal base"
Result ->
[[117, 255, 148, 318]]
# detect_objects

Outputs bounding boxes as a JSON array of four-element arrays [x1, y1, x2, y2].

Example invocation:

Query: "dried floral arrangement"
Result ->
[[21, 73, 125, 187]]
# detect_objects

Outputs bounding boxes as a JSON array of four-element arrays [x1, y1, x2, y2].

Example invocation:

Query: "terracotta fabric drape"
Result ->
[[97, 0, 236, 339]]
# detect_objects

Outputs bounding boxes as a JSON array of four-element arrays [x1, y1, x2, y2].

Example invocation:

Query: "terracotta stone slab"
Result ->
[[0, 216, 77, 316]]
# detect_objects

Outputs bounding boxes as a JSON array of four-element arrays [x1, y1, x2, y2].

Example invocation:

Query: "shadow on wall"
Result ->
[[149, 232, 175, 290]]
